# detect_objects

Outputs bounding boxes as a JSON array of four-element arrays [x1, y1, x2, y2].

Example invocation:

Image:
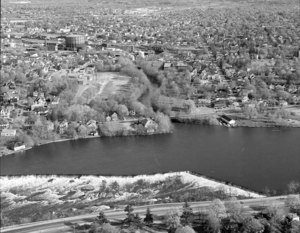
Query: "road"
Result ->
[[1, 195, 298, 233]]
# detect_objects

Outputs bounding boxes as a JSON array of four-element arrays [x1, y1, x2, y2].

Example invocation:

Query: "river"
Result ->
[[1, 124, 299, 193]]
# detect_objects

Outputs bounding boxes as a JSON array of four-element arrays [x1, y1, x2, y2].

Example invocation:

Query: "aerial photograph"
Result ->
[[0, 0, 300, 232]]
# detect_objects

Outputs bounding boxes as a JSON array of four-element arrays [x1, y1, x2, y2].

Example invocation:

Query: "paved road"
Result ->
[[1, 195, 298, 233]]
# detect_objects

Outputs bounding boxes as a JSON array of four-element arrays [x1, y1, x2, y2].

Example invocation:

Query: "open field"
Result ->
[[74, 72, 131, 102], [96, 72, 131, 99]]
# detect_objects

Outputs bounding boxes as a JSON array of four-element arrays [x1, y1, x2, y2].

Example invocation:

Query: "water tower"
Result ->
[[65, 35, 85, 50]]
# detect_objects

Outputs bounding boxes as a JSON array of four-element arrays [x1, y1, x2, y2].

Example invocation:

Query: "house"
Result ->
[[5, 91, 19, 103], [222, 218, 242, 232], [286, 213, 299, 222], [288, 85, 298, 94], [10, 96, 19, 103], [213, 100, 227, 109], [58, 121, 68, 134], [111, 112, 118, 121], [46, 121, 54, 131], [86, 66, 95, 74], [5, 80, 16, 89], [140, 118, 158, 134], [289, 96, 300, 105], [23, 118, 35, 130], [0, 108, 10, 118], [88, 130, 99, 136], [46, 40, 59, 51], [31, 96, 46, 110], [196, 98, 211, 107], [176, 61, 188, 70], [191, 69, 198, 77], [129, 110, 136, 116], [163, 62, 172, 70], [33, 106, 48, 116], [212, 74, 222, 82], [0, 118, 9, 130], [144, 118, 158, 130], [219, 115, 236, 127], [33, 91, 39, 97], [231, 102, 240, 108], [1, 128, 16, 137], [14, 143, 26, 152], [86, 119, 98, 131], [279, 100, 288, 107], [242, 95, 249, 103], [171, 105, 191, 114], [78, 75, 88, 85]]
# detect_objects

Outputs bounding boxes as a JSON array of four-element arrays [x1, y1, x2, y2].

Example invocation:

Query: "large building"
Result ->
[[65, 35, 85, 50]]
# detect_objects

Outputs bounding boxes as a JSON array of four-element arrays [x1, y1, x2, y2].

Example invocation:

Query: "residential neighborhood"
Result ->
[[0, 0, 300, 233]]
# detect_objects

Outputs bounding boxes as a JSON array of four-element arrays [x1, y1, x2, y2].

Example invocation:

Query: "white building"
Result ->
[[1, 129, 16, 137], [14, 144, 26, 151]]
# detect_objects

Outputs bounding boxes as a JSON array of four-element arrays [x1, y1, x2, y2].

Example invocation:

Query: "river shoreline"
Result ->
[[0, 136, 100, 158], [171, 114, 300, 128], [1, 124, 299, 193], [0, 130, 174, 157], [1, 118, 300, 157]]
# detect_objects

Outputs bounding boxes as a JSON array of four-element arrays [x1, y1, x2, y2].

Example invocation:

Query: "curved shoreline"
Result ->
[[1, 125, 299, 195], [0, 136, 100, 158], [1, 120, 300, 158], [0, 125, 175, 157]]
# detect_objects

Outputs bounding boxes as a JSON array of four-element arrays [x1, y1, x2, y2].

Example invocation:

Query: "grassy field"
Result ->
[[74, 72, 131, 103], [96, 72, 131, 99]]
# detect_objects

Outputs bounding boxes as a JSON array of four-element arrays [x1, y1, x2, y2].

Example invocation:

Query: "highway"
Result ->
[[1, 195, 298, 233]]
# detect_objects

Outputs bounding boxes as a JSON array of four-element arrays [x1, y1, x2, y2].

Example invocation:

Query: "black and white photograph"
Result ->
[[0, 0, 300, 232]]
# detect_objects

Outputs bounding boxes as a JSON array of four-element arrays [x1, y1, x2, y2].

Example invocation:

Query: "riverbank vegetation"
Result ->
[[0, 172, 263, 227]]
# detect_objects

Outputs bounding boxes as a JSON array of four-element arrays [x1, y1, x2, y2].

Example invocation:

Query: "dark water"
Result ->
[[1, 124, 300, 193]]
